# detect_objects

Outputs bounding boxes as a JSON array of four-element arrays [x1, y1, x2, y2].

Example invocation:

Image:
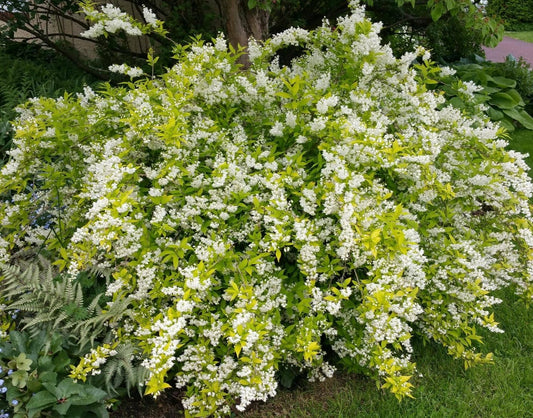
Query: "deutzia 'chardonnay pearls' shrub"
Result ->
[[1, 2, 532, 416]]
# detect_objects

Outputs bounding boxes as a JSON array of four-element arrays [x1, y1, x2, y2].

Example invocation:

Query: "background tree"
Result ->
[[0, 0, 220, 77], [363, 0, 504, 62], [0, 0, 504, 75], [486, 0, 533, 31]]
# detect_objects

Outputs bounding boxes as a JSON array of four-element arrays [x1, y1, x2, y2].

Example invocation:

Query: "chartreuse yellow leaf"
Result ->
[[304, 341, 320, 362], [145, 372, 172, 396], [381, 375, 414, 400], [234, 343, 242, 357], [276, 248, 282, 261]]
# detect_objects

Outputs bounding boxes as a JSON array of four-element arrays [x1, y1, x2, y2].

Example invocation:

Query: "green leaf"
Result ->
[[26, 374, 43, 392], [505, 89, 525, 106], [26, 390, 57, 411], [489, 92, 520, 109], [37, 355, 54, 371], [69, 386, 108, 406], [473, 71, 492, 85], [482, 86, 500, 95], [489, 76, 516, 89], [499, 117, 515, 132], [44, 378, 81, 398], [430, 3, 445, 21], [275, 91, 292, 99], [63, 404, 109, 418], [53, 399, 73, 415], [487, 106, 504, 121], [39, 371, 58, 385], [9, 331, 28, 354], [52, 350, 72, 373], [28, 331, 48, 355], [89, 404, 110, 418], [449, 96, 465, 109], [279, 366, 298, 388], [503, 108, 533, 130], [0, 341, 14, 358]]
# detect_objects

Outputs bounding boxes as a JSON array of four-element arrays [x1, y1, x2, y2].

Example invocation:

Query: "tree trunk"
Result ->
[[215, 0, 270, 67]]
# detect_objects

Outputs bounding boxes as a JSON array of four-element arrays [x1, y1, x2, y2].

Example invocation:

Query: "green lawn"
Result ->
[[505, 31, 533, 43]]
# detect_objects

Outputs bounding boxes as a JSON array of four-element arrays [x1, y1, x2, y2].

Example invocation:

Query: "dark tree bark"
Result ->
[[214, 0, 270, 67]]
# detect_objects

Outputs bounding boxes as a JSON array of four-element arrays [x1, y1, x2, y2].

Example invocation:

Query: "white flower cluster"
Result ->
[[1, 1, 532, 415], [81, 3, 143, 39], [142, 6, 158, 27], [109, 64, 145, 78]]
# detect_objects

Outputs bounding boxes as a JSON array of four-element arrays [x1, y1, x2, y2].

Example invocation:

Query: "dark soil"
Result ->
[[110, 389, 185, 418]]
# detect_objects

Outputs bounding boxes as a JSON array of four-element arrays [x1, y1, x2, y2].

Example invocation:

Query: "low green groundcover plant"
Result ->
[[1, 2, 533, 416], [432, 60, 533, 132]]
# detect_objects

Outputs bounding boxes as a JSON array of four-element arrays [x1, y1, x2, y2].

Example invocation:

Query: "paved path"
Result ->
[[482, 37, 533, 66]]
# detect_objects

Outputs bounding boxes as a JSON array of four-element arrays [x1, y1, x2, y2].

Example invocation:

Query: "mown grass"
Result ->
[[505, 32, 533, 44]]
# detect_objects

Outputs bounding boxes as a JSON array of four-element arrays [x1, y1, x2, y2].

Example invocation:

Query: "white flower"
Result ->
[[459, 80, 483, 97], [440, 66, 456, 77], [109, 64, 127, 74], [81, 22, 105, 39], [316, 95, 339, 114], [309, 116, 327, 132], [269, 121, 284, 137], [142, 7, 158, 27], [126, 67, 144, 78]]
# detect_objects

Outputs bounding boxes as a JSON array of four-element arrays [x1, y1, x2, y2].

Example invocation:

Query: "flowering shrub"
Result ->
[[79, 1, 164, 39], [1, 2, 533, 416]]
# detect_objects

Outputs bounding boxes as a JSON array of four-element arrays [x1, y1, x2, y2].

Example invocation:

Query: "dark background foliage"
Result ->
[[486, 0, 533, 31]]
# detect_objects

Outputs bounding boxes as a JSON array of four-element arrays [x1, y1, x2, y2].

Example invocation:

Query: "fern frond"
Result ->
[[0, 263, 125, 347], [76, 297, 132, 348], [74, 280, 84, 307], [86, 293, 104, 316], [22, 313, 60, 336], [100, 343, 148, 396], [86, 264, 112, 281], [1, 261, 139, 396]]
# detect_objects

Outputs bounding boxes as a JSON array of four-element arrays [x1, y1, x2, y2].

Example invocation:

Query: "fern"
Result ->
[[75, 296, 134, 348], [1, 262, 147, 394], [0, 263, 126, 350], [100, 342, 150, 396]]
